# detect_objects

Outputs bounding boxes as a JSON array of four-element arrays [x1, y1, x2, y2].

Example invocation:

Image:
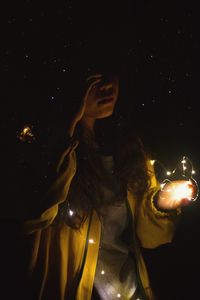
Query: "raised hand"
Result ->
[[68, 74, 102, 137]]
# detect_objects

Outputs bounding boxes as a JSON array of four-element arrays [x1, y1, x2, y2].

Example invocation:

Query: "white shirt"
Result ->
[[94, 155, 139, 300]]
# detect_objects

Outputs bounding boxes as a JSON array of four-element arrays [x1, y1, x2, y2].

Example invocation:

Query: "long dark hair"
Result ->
[[56, 118, 151, 229]]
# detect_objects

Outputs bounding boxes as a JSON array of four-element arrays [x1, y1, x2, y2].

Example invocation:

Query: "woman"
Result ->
[[3, 72, 195, 300]]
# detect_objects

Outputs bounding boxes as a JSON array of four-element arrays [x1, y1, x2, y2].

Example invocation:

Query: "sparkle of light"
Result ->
[[160, 183, 166, 189], [17, 125, 35, 142], [89, 239, 95, 244], [169, 181, 193, 201], [150, 160, 155, 165], [69, 210, 74, 216]]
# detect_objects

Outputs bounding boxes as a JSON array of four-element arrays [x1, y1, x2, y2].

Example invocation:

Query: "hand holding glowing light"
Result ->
[[156, 180, 197, 211], [152, 156, 199, 211]]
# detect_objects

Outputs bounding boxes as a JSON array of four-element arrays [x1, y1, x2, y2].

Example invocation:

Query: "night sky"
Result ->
[[2, 1, 200, 299]]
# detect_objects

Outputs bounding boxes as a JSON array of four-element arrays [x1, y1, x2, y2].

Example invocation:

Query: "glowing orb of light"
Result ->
[[169, 180, 194, 201]]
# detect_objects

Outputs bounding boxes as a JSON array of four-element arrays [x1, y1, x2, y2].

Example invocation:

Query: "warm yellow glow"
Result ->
[[150, 160, 155, 165], [160, 183, 166, 189], [101, 270, 105, 275], [23, 127, 30, 134], [117, 294, 121, 298], [170, 181, 193, 201], [17, 125, 35, 142], [159, 156, 198, 202], [89, 239, 95, 244], [181, 159, 186, 164]]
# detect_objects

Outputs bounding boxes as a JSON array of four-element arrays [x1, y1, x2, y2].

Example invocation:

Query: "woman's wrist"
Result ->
[[152, 191, 170, 213]]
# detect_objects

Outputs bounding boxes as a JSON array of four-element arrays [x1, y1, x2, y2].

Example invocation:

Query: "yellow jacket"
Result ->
[[23, 141, 179, 300]]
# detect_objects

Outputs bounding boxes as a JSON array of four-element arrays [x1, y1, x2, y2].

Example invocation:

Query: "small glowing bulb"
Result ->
[[23, 127, 29, 134], [89, 239, 95, 244], [160, 183, 166, 189], [101, 270, 105, 275], [117, 294, 121, 298], [183, 166, 187, 170], [17, 125, 35, 142], [181, 159, 186, 164], [69, 209, 74, 216], [166, 171, 171, 176], [150, 160, 155, 165], [192, 170, 196, 174]]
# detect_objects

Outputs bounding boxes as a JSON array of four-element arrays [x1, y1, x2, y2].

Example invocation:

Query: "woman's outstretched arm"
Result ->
[[135, 160, 181, 248]]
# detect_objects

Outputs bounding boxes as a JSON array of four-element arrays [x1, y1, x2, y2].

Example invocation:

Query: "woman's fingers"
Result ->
[[86, 74, 102, 83], [84, 77, 102, 99]]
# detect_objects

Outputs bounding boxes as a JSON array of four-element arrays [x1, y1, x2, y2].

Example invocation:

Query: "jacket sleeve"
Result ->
[[135, 160, 181, 249], [1, 124, 78, 234], [23, 143, 78, 234]]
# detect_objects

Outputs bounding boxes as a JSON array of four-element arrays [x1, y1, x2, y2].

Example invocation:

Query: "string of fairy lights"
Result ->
[[67, 156, 198, 299], [17, 127, 198, 299], [151, 156, 199, 202]]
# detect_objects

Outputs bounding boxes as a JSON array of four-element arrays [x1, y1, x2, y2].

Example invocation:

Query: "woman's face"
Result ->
[[83, 74, 119, 120]]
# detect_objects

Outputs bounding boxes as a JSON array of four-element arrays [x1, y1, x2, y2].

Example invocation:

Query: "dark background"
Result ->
[[1, 1, 200, 299]]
